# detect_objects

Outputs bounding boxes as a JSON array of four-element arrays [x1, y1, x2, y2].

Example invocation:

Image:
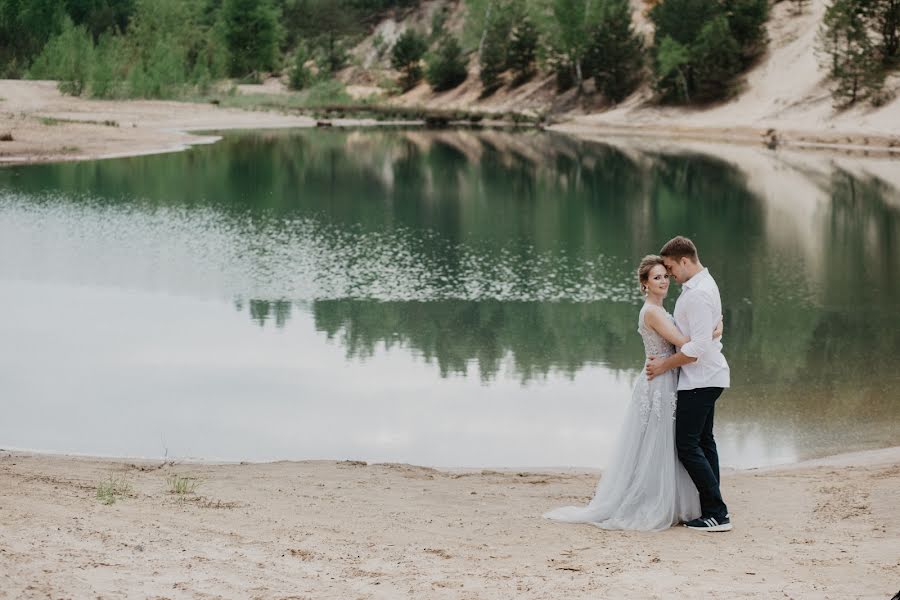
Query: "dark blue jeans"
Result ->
[[676, 387, 728, 520]]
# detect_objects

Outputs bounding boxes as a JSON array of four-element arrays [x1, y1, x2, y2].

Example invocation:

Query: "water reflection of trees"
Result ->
[[4, 127, 899, 399], [0, 128, 769, 261], [313, 299, 642, 381], [234, 294, 899, 438], [234, 298, 643, 380]]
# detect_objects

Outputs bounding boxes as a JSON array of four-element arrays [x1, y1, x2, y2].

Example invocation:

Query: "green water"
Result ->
[[0, 128, 897, 467]]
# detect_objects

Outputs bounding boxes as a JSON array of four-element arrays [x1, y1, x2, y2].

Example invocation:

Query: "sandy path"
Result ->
[[1, 448, 897, 599]]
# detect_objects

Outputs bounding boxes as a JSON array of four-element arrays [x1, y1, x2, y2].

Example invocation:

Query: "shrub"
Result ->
[[303, 79, 352, 105], [655, 36, 692, 102], [479, 18, 509, 93], [28, 18, 94, 96], [507, 17, 539, 85], [166, 474, 200, 495], [289, 46, 313, 90], [119, 0, 224, 99], [430, 6, 450, 42], [90, 34, 127, 99], [426, 36, 468, 91], [391, 29, 428, 91], [222, 0, 281, 77], [372, 32, 388, 59]]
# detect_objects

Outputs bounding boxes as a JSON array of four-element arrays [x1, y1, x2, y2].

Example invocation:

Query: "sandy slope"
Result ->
[[370, 0, 900, 150], [558, 0, 900, 149], [0, 448, 897, 599]]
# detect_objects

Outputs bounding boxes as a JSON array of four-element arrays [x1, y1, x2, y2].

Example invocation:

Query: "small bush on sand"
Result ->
[[166, 474, 200, 495], [96, 476, 132, 505]]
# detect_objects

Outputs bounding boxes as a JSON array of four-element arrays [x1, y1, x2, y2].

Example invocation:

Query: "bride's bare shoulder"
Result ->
[[642, 304, 667, 323]]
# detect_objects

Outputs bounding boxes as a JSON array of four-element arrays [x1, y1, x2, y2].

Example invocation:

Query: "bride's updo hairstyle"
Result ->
[[637, 254, 665, 296]]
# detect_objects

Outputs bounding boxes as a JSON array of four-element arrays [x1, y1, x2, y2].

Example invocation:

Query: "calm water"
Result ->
[[1, 128, 898, 468]]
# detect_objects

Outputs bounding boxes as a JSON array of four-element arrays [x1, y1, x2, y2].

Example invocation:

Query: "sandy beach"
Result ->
[[1, 447, 897, 599], [0, 80, 321, 165], [2, 57, 899, 599]]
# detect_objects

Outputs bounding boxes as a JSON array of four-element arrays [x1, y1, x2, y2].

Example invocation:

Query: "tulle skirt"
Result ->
[[543, 369, 700, 532]]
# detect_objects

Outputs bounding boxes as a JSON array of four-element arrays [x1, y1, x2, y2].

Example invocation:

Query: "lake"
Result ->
[[1, 128, 897, 468]]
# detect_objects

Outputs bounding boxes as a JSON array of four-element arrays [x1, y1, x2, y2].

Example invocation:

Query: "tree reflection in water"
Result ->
[[2, 127, 898, 454]]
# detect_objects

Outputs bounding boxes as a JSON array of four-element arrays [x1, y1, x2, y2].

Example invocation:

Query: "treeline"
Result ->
[[0, 0, 416, 99], [388, 0, 769, 104], [2, 0, 895, 108], [462, 0, 769, 103], [0, 0, 766, 104]]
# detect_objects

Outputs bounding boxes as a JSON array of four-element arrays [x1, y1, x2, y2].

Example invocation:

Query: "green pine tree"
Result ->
[[649, 0, 761, 103], [221, 0, 281, 77], [289, 45, 312, 90], [585, 0, 644, 103], [550, 0, 602, 89], [819, 0, 884, 105], [426, 35, 468, 92], [655, 35, 691, 102], [391, 28, 428, 91], [507, 16, 539, 85], [723, 0, 769, 62], [689, 15, 741, 101], [869, 0, 900, 65], [479, 17, 509, 94]]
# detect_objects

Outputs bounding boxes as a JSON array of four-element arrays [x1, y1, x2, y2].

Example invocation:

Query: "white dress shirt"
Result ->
[[673, 268, 730, 390]]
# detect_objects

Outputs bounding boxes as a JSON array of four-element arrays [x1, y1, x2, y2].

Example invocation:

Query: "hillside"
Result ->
[[338, 0, 900, 149], [3, 0, 899, 162]]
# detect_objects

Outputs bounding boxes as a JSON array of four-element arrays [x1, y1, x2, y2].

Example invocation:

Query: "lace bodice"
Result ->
[[638, 304, 676, 358]]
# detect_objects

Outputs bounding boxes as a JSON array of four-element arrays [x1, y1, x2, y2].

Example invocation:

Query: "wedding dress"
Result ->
[[544, 304, 701, 531]]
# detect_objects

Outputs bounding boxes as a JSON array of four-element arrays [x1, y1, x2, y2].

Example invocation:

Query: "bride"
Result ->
[[544, 255, 721, 532]]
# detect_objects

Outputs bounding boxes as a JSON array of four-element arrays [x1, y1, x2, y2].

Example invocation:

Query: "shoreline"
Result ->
[[2, 445, 897, 598], [3, 443, 899, 474], [548, 121, 900, 158], [2, 80, 900, 168]]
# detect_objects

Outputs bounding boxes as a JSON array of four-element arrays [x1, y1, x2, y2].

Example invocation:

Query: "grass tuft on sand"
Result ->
[[166, 473, 200, 495], [96, 475, 132, 505]]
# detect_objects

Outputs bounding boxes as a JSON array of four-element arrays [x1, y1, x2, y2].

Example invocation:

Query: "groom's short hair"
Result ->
[[660, 236, 698, 263]]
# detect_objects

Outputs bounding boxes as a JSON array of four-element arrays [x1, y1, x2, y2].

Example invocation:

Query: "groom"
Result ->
[[646, 236, 732, 532]]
